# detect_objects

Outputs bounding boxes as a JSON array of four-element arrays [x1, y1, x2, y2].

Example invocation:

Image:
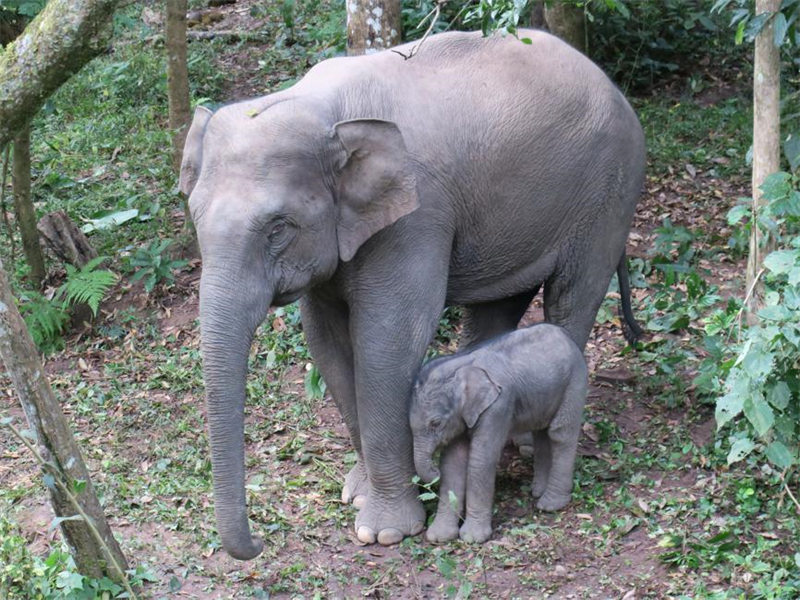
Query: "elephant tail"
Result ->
[[616, 253, 644, 346]]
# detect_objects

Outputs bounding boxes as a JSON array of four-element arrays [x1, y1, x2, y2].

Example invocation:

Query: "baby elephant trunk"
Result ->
[[413, 439, 440, 483]]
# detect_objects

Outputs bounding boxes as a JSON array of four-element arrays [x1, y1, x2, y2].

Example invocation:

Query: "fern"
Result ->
[[59, 256, 118, 316], [19, 292, 70, 353]]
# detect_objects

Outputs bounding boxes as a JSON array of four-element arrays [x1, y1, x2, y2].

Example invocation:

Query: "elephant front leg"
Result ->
[[460, 417, 510, 543], [300, 294, 369, 508], [350, 300, 446, 545], [353, 360, 428, 545], [426, 435, 468, 543]]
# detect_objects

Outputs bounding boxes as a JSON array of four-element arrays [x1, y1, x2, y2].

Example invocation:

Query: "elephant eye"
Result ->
[[428, 417, 442, 429], [269, 221, 287, 239]]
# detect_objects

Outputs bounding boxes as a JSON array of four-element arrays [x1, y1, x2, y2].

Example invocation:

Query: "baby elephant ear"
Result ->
[[458, 366, 502, 428], [332, 119, 420, 262], [179, 106, 213, 196]]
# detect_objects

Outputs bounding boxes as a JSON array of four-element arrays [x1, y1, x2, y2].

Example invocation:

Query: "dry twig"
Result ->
[[735, 267, 765, 342], [779, 469, 800, 514], [392, 0, 448, 60]]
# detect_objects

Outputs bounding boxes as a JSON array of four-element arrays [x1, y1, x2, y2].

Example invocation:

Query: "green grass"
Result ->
[[636, 95, 752, 179]]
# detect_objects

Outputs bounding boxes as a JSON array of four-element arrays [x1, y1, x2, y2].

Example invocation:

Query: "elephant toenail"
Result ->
[[356, 526, 377, 544], [353, 495, 367, 509], [377, 528, 403, 546]]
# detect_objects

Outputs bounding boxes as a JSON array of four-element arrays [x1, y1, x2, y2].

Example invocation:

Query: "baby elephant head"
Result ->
[[410, 363, 502, 483]]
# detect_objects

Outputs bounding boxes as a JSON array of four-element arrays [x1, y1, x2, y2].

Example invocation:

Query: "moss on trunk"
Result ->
[[0, 0, 118, 149]]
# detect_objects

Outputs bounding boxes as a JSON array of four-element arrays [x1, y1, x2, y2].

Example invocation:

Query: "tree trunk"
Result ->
[[530, 0, 546, 29], [37, 210, 98, 268], [166, 0, 191, 172], [745, 0, 781, 320], [165, 0, 196, 246], [0, 0, 119, 150], [0, 256, 128, 580], [346, 0, 401, 56], [12, 125, 46, 287], [544, 1, 585, 53]]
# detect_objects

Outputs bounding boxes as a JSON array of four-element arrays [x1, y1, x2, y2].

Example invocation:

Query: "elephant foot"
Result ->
[[511, 431, 534, 458], [459, 518, 492, 543], [426, 512, 460, 543], [531, 475, 548, 499], [341, 460, 370, 509], [536, 491, 570, 512], [354, 491, 425, 546]]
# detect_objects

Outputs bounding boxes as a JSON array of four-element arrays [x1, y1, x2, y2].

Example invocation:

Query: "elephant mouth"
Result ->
[[272, 289, 304, 306]]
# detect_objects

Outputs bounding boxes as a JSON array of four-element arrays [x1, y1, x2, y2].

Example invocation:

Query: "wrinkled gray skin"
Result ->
[[410, 324, 588, 544], [179, 29, 645, 560]]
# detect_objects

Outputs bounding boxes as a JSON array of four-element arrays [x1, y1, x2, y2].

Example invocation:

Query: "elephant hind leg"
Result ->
[[460, 287, 540, 349], [542, 250, 621, 351], [461, 288, 541, 455], [531, 430, 551, 498], [536, 375, 587, 512]]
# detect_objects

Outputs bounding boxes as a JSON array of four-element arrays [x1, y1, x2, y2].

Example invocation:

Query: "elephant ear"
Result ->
[[458, 366, 503, 429], [179, 106, 213, 196], [333, 119, 420, 262]]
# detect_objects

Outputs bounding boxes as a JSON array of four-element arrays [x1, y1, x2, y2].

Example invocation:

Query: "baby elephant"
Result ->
[[410, 323, 588, 543]]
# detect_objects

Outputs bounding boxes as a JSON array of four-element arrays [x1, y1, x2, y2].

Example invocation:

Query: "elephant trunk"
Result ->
[[199, 266, 271, 560], [414, 438, 440, 484]]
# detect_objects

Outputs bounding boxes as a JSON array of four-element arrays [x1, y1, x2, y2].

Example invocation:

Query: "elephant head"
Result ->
[[180, 101, 419, 560], [410, 363, 502, 483]]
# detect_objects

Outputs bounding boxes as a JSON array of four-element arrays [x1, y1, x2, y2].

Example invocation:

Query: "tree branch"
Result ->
[[0, 0, 120, 148]]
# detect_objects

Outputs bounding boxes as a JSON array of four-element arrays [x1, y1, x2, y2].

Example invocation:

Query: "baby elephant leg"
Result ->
[[536, 381, 586, 512], [535, 424, 579, 511], [460, 425, 507, 543], [427, 435, 468, 543], [531, 429, 551, 499]]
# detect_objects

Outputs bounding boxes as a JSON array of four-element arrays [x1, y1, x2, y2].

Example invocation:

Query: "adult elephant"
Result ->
[[180, 29, 645, 560]]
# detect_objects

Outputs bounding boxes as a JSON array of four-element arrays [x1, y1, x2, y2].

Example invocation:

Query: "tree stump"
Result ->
[[37, 210, 97, 268]]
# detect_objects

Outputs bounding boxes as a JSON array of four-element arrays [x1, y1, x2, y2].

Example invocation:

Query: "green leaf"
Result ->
[[735, 20, 745, 44], [767, 381, 791, 410], [169, 576, 182, 592], [745, 11, 773, 41], [716, 387, 745, 429], [763, 249, 797, 275], [304, 364, 327, 400], [760, 171, 792, 199], [765, 440, 795, 469], [81, 209, 139, 233], [727, 436, 755, 464], [614, 0, 630, 19], [739, 343, 773, 382], [436, 553, 456, 579], [448, 489, 459, 512], [758, 304, 791, 321], [726, 203, 750, 225], [784, 133, 800, 172], [773, 11, 788, 46], [57, 570, 86, 592], [48, 514, 84, 532], [743, 393, 775, 437], [418, 491, 437, 502]]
